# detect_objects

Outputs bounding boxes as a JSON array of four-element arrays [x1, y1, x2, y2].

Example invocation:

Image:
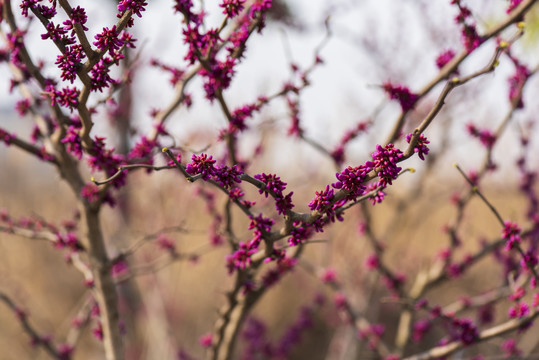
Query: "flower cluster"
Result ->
[[502, 221, 521, 250], [181, 24, 214, 64], [226, 242, 256, 273], [308, 185, 334, 213], [117, 0, 148, 18], [198, 333, 213, 348], [174, 0, 273, 101], [198, 57, 236, 101], [371, 144, 403, 188], [55, 44, 85, 83], [286, 96, 302, 136], [331, 120, 369, 165], [41, 22, 69, 43], [226, 214, 274, 273], [44, 85, 80, 111], [0, 128, 15, 145], [451, 317, 479, 345], [226, 213, 274, 273], [220, 0, 245, 18], [308, 143, 405, 228], [226, 23, 250, 58], [20, 0, 40, 17], [451, 0, 482, 52], [406, 133, 430, 160], [435, 49, 456, 69], [261, 256, 297, 288], [412, 320, 431, 342], [63, 6, 89, 34], [87, 137, 126, 189], [15, 99, 31, 116], [94, 26, 123, 55], [508, 302, 529, 319], [249, 0, 273, 32], [254, 173, 294, 215], [185, 153, 217, 180], [3, 30, 27, 74], [247, 213, 274, 248], [81, 183, 100, 203], [520, 249, 538, 270], [61, 125, 83, 159], [502, 338, 523, 358], [128, 136, 157, 162], [90, 58, 117, 92], [365, 253, 380, 270], [332, 164, 370, 200], [214, 165, 243, 189], [507, 59, 530, 108], [228, 99, 265, 134], [382, 82, 418, 112], [155, 234, 176, 254], [288, 221, 314, 246], [466, 123, 496, 149]]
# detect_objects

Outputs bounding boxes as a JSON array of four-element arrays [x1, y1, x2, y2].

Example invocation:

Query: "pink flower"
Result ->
[[199, 333, 213, 347]]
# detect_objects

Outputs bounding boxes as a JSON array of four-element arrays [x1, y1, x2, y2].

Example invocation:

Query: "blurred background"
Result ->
[[2, 0, 539, 358]]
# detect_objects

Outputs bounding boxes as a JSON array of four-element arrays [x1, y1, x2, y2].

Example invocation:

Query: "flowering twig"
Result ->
[[0, 292, 62, 359]]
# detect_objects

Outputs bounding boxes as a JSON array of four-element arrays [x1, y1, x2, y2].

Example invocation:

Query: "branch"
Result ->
[[0, 291, 62, 359], [404, 309, 539, 360]]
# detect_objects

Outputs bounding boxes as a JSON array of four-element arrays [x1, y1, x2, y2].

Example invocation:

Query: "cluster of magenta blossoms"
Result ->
[[502, 221, 522, 251], [331, 120, 370, 166], [451, 0, 483, 52], [184, 153, 243, 190], [435, 49, 456, 70], [225, 213, 275, 275], [11, 2, 148, 203], [223, 139, 430, 276], [240, 298, 322, 359], [382, 82, 418, 112], [19, 2, 141, 112], [309, 141, 423, 233], [466, 123, 496, 149], [507, 56, 530, 108], [174, 0, 274, 101], [254, 173, 294, 215], [406, 133, 430, 160]]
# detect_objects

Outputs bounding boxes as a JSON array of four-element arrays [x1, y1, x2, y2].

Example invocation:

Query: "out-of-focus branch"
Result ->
[[404, 309, 539, 360], [0, 292, 62, 359], [385, 0, 536, 144]]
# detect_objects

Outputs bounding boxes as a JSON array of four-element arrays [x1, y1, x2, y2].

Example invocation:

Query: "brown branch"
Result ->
[[404, 309, 539, 360], [0, 291, 61, 359], [385, 0, 536, 144]]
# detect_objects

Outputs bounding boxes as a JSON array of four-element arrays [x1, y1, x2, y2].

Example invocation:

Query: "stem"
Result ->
[[81, 204, 123, 360]]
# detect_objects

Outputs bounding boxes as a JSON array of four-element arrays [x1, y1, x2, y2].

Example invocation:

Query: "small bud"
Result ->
[[493, 59, 500, 68]]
